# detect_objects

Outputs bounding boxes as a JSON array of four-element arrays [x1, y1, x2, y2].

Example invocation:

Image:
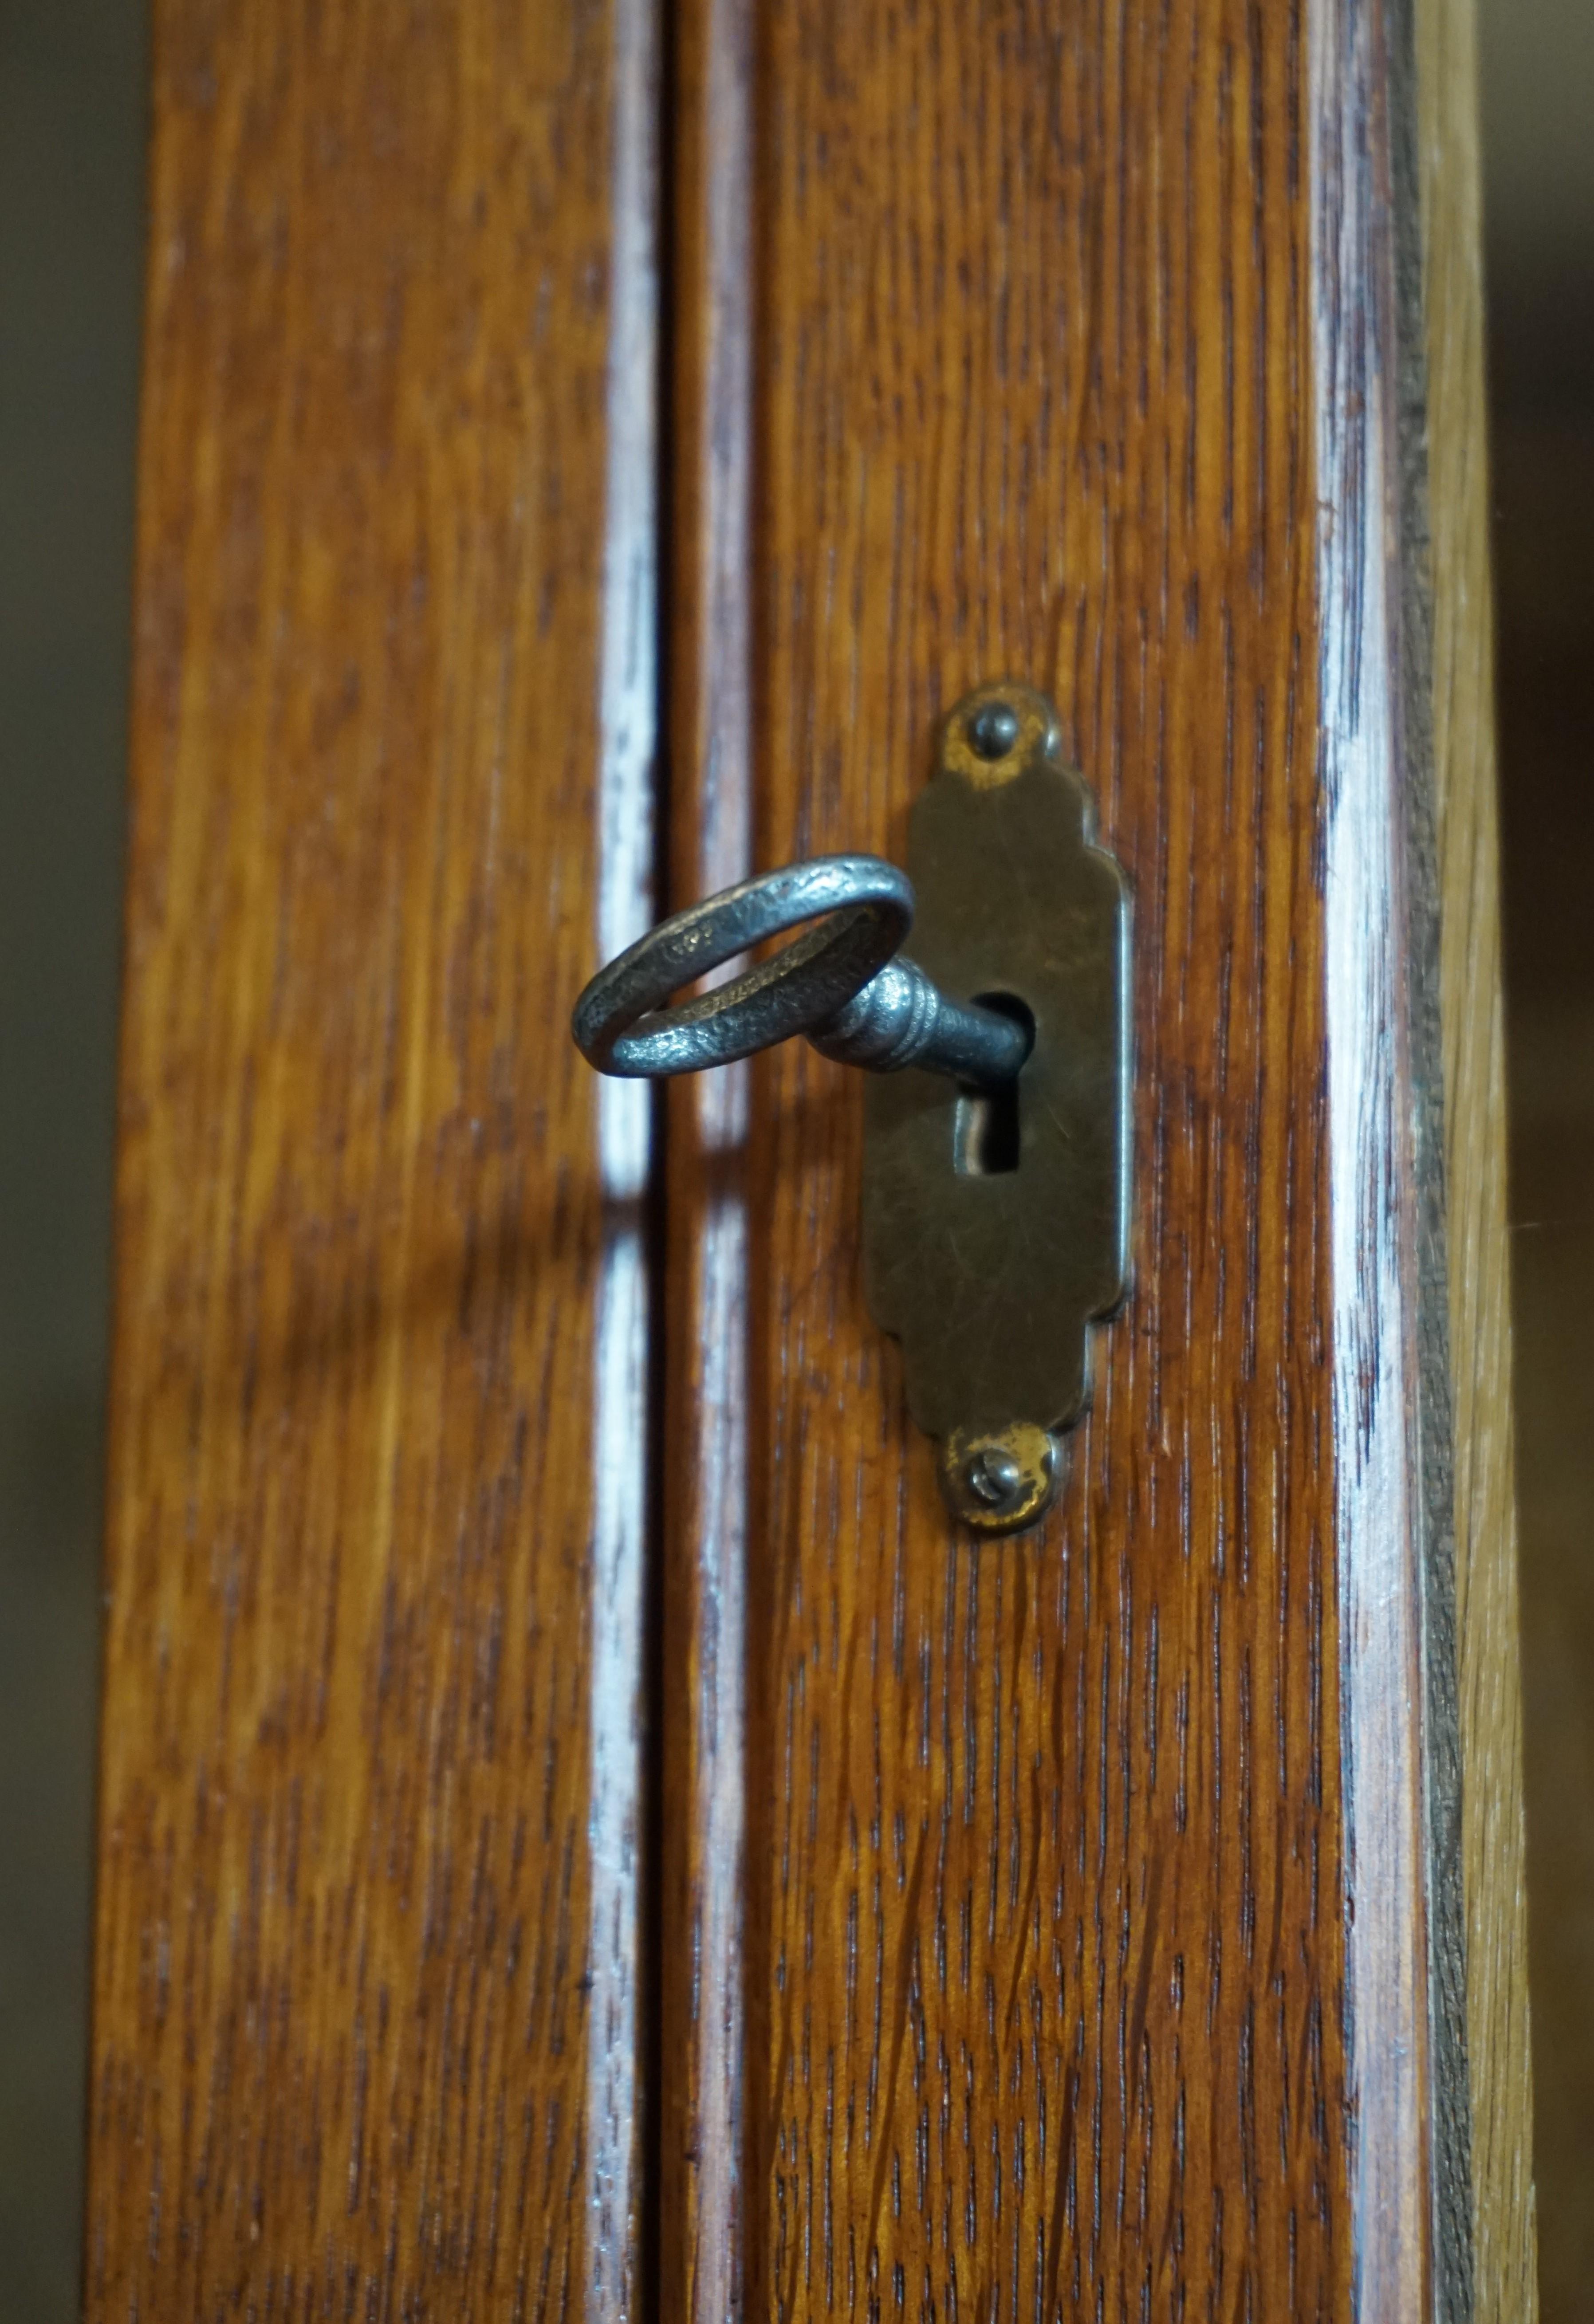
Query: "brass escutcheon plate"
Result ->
[[862, 683, 1131, 1535]]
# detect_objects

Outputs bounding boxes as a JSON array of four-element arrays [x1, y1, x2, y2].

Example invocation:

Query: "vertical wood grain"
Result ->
[[86, 1, 658, 2308], [592, 0, 663, 2300], [1415, 0, 1539, 2308], [661, 0, 757, 2316], [732, 1, 1353, 2312], [657, 0, 1491, 2310], [1311, 0, 1444, 2304]]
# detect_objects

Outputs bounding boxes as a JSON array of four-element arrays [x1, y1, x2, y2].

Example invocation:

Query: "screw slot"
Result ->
[[965, 1445, 1022, 1506], [941, 1423, 1062, 1533]]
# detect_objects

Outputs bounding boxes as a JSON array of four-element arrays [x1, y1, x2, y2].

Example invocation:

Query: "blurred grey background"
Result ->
[[0, 1, 145, 2314], [0, 0, 1587, 2315], [1482, 0, 1594, 2312]]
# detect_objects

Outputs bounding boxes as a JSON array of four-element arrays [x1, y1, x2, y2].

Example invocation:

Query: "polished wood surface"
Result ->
[[682, 0, 1351, 2310], [86, 2, 657, 2308], [1417, 0, 1539, 2309], [660, 0, 756, 2315], [92, 0, 1520, 2311], [658, 0, 1483, 2312]]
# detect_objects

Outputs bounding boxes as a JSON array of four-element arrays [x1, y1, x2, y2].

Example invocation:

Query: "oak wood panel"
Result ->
[[86, 2, 657, 2310], [650, 0, 1496, 2310], [1415, 0, 1539, 2307], [726, 2, 1355, 2313]]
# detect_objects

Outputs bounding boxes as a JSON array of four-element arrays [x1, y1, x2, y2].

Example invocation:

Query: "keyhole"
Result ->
[[954, 994, 1034, 1176]]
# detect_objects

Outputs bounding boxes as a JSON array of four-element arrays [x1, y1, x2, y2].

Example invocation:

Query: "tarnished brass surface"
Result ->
[[863, 683, 1130, 1531]]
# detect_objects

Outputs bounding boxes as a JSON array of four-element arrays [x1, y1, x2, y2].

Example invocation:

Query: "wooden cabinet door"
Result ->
[[87, 6, 661, 2311], [86, 0, 1534, 2317]]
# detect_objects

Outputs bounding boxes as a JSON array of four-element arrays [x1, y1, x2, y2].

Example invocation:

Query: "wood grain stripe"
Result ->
[[590, 0, 663, 2305], [661, 1, 758, 2315], [1310, 0, 1437, 2304]]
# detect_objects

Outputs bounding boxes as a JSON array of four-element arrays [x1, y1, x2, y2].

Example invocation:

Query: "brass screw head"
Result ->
[[940, 1422, 1062, 1535], [965, 1444, 1023, 1505], [942, 682, 1060, 790]]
